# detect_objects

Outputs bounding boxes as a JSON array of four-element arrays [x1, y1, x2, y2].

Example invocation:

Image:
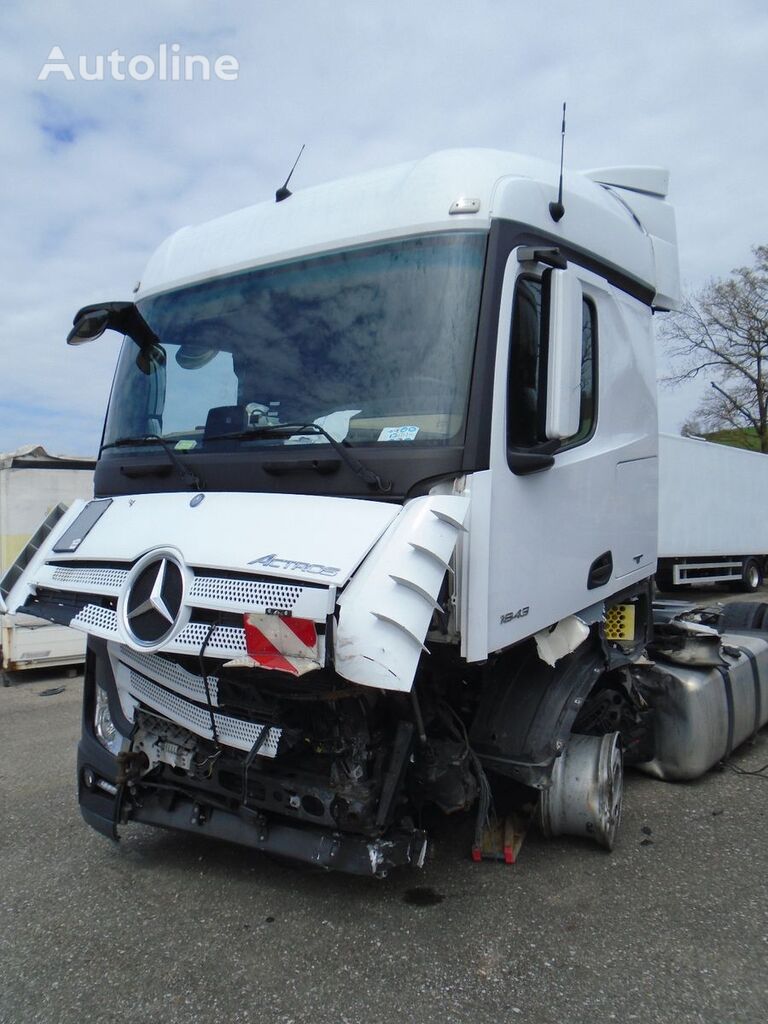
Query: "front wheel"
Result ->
[[537, 732, 624, 851]]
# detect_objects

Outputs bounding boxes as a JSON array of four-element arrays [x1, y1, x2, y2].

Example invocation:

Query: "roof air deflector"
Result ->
[[582, 166, 669, 198]]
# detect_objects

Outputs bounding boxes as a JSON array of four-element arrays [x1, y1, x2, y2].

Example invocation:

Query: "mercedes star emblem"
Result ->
[[127, 558, 176, 626], [119, 549, 190, 650]]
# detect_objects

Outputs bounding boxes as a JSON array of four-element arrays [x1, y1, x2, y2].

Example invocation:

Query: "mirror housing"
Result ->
[[67, 310, 110, 345], [66, 301, 159, 349], [544, 268, 582, 439]]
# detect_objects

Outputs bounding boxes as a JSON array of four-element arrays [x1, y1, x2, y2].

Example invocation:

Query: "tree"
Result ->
[[662, 245, 768, 453]]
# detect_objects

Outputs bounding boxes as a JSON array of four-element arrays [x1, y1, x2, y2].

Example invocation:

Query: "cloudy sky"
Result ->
[[2, 0, 766, 456]]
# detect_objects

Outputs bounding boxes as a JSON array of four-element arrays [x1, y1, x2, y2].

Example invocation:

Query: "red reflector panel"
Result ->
[[281, 616, 318, 649], [241, 614, 321, 676]]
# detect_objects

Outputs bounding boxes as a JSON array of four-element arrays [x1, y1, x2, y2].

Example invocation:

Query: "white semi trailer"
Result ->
[[3, 149, 768, 875], [657, 432, 768, 592], [0, 445, 94, 683]]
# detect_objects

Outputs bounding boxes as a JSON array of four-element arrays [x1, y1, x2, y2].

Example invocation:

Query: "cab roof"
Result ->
[[138, 148, 679, 310]]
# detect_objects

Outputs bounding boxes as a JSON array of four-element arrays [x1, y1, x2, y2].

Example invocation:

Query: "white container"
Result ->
[[658, 434, 768, 560], [0, 445, 95, 678]]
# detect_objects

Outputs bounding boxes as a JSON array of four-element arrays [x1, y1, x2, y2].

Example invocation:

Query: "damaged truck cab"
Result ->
[[5, 149, 768, 876]]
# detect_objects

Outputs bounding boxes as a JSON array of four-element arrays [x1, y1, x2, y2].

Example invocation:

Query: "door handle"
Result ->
[[587, 550, 613, 590]]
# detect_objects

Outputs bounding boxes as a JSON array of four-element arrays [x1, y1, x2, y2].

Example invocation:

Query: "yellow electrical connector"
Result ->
[[604, 604, 636, 642]]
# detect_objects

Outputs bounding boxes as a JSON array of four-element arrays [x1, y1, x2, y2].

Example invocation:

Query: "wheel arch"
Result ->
[[469, 639, 610, 789]]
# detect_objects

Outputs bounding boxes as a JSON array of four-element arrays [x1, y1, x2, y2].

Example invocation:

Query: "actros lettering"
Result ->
[[248, 553, 340, 577]]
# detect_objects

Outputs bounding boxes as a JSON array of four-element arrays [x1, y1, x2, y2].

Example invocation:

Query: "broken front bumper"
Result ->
[[78, 732, 427, 878]]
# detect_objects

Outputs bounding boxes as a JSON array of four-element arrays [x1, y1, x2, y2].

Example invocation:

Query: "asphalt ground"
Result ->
[[2, 587, 768, 1024]]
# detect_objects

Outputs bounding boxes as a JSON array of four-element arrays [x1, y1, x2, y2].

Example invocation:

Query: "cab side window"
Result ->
[[507, 276, 596, 449]]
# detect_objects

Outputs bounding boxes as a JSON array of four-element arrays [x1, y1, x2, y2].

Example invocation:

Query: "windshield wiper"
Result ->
[[100, 435, 204, 491], [207, 423, 392, 493]]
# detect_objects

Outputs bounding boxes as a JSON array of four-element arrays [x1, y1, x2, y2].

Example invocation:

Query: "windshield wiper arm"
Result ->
[[207, 423, 392, 493], [100, 435, 204, 491]]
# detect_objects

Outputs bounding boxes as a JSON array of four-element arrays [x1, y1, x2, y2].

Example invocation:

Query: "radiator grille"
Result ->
[[50, 565, 128, 591], [176, 622, 247, 654], [127, 671, 281, 755], [71, 604, 248, 659], [43, 562, 313, 615], [118, 646, 220, 705], [71, 603, 118, 636], [190, 575, 301, 611]]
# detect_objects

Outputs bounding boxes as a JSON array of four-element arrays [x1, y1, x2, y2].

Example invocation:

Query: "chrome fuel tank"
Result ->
[[639, 630, 768, 781]]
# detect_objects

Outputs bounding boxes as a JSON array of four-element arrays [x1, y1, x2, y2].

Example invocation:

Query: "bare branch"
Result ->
[[660, 244, 768, 451]]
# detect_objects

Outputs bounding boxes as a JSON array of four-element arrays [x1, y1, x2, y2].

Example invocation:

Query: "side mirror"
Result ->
[[544, 268, 582, 439], [66, 301, 158, 349], [67, 310, 110, 346]]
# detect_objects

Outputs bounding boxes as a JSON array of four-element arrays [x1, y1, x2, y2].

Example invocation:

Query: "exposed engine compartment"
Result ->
[[110, 646, 483, 855]]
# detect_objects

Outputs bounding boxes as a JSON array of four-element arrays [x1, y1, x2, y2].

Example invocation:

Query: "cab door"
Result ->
[[483, 249, 657, 656]]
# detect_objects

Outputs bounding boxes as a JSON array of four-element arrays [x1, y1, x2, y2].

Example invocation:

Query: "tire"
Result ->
[[740, 557, 763, 594], [655, 561, 682, 593], [718, 601, 768, 632]]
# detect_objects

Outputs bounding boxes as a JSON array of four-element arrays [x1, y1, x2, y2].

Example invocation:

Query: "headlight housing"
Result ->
[[94, 685, 123, 755]]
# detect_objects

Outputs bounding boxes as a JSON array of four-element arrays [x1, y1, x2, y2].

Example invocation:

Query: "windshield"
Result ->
[[103, 232, 486, 451]]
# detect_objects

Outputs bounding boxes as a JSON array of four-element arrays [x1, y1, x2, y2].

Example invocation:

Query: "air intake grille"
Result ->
[[71, 603, 118, 636], [69, 604, 249, 658], [118, 646, 220, 705], [127, 671, 281, 755], [51, 565, 128, 591], [190, 575, 301, 611], [175, 622, 247, 654]]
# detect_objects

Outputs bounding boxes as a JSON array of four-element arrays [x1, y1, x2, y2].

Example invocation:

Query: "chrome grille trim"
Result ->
[[126, 671, 281, 755]]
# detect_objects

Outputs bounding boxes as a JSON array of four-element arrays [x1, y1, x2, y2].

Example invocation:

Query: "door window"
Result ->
[[507, 276, 596, 450]]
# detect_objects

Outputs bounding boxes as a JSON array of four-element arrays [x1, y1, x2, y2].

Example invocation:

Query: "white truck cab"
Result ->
[[4, 149, 766, 876]]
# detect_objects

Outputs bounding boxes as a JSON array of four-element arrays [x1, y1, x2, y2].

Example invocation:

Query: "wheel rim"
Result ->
[[746, 563, 760, 589], [538, 732, 624, 850], [597, 734, 624, 851]]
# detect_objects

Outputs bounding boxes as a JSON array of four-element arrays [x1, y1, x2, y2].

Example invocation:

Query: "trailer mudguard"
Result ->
[[470, 641, 607, 788]]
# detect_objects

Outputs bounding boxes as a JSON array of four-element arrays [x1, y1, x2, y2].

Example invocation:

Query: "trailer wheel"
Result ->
[[655, 561, 682, 593], [740, 558, 763, 594]]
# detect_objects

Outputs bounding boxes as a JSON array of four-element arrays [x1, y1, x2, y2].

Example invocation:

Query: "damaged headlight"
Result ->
[[94, 685, 123, 755]]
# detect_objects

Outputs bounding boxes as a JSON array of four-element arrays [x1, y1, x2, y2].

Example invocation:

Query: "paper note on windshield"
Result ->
[[286, 409, 362, 444], [378, 425, 419, 442]]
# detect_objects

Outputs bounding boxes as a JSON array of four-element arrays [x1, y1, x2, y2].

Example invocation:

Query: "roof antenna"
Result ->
[[275, 144, 305, 203], [549, 103, 566, 223]]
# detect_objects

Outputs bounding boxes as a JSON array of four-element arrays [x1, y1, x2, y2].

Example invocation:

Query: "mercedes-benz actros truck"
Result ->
[[3, 149, 768, 876]]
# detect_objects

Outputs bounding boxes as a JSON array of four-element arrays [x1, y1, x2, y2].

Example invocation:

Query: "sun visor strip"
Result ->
[[52, 498, 113, 554]]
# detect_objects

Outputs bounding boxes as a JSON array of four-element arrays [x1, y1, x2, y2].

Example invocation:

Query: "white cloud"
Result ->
[[2, 0, 767, 451]]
